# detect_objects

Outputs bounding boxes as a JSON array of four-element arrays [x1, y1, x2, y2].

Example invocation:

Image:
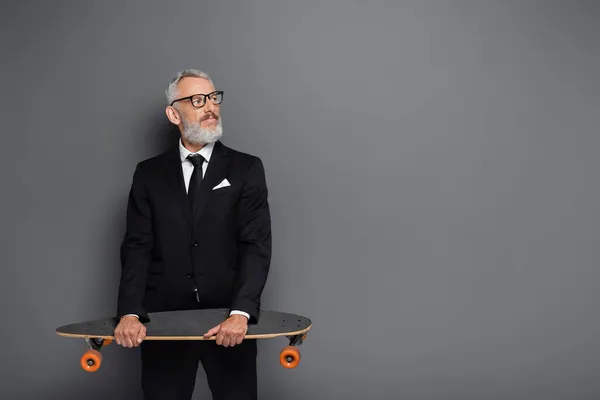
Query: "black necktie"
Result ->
[[187, 154, 205, 213]]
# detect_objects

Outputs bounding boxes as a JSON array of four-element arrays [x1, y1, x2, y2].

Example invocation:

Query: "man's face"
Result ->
[[167, 77, 223, 145]]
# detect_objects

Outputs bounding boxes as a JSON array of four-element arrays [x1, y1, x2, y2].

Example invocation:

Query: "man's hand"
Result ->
[[203, 314, 248, 347], [114, 316, 146, 347]]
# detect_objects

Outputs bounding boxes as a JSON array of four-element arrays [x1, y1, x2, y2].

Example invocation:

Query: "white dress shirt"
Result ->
[[124, 139, 249, 321]]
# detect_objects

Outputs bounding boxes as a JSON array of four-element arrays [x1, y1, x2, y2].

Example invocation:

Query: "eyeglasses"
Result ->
[[170, 91, 224, 108]]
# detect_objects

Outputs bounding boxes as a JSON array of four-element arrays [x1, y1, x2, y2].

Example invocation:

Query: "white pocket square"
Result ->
[[213, 178, 231, 190]]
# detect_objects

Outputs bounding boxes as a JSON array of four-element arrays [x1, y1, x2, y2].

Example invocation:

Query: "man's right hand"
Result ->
[[114, 316, 146, 347]]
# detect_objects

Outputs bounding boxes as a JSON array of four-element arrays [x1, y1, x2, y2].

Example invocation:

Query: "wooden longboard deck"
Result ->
[[56, 308, 311, 340], [57, 308, 312, 371]]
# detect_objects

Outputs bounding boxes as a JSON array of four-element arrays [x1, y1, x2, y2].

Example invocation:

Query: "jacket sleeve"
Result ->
[[230, 157, 272, 323], [116, 163, 153, 323]]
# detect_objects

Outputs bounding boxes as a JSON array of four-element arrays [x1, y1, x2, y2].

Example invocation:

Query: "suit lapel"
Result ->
[[163, 147, 194, 231], [192, 141, 229, 232]]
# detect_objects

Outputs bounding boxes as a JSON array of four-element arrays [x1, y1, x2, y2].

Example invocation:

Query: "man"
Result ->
[[113, 69, 272, 400]]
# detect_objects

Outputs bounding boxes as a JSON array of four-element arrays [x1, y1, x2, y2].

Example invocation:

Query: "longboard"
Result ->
[[56, 308, 311, 372]]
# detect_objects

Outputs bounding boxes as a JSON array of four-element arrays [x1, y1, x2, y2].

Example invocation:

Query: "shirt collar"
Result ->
[[178, 139, 215, 164]]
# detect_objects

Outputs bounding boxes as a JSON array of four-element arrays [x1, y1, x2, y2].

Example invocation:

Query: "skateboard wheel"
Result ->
[[103, 338, 112, 346], [80, 349, 102, 372], [280, 346, 301, 369], [302, 333, 307, 341]]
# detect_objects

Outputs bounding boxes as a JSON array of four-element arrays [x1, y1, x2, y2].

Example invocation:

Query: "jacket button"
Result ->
[[187, 273, 194, 279], [191, 241, 198, 247]]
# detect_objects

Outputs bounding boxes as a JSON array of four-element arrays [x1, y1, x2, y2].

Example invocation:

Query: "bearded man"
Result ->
[[113, 69, 272, 400]]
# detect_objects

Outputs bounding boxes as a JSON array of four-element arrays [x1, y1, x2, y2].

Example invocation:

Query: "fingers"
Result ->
[[114, 325, 124, 346], [203, 325, 220, 339], [122, 327, 136, 347], [216, 329, 224, 346], [137, 324, 147, 344], [220, 333, 230, 347], [215, 325, 246, 347], [114, 318, 144, 348]]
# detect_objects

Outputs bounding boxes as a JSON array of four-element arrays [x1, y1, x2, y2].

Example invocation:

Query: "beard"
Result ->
[[181, 115, 223, 145]]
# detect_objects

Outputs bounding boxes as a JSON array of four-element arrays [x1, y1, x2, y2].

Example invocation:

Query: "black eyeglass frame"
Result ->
[[170, 91, 224, 108]]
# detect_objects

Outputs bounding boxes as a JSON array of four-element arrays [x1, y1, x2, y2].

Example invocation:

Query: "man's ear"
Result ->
[[165, 106, 181, 125]]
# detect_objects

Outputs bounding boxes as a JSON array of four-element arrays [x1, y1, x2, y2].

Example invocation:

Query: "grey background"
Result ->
[[2, 0, 599, 399]]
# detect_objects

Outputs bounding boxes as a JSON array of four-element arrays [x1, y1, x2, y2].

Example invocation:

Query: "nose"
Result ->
[[204, 98, 216, 113]]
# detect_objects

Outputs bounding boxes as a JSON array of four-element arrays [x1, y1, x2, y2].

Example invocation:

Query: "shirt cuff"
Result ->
[[122, 314, 139, 319], [229, 310, 250, 319]]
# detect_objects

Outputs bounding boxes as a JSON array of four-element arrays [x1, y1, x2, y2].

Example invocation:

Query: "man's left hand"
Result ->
[[203, 314, 248, 347]]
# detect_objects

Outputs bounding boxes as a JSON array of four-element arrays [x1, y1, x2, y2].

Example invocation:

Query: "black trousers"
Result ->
[[140, 339, 257, 400]]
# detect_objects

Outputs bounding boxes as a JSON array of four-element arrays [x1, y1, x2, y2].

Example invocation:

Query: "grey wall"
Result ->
[[2, 1, 599, 399]]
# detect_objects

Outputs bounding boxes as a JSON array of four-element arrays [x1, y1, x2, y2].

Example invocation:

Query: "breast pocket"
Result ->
[[211, 185, 234, 195], [209, 185, 239, 207]]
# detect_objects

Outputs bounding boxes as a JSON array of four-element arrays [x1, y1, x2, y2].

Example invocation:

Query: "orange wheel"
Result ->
[[280, 346, 301, 369], [302, 333, 307, 341], [80, 349, 102, 372], [103, 338, 112, 346]]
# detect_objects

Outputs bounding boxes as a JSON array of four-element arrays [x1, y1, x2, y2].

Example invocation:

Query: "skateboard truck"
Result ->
[[279, 333, 307, 369], [81, 337, 112, 372]]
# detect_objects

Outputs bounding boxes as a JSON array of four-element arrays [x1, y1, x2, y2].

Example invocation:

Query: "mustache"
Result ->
[[202, 113, 219, 121]]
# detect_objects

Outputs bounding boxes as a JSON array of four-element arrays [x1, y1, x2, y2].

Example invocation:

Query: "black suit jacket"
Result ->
[[116, 140, 271, 324]]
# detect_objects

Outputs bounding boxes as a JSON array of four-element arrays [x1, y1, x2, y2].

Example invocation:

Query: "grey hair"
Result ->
[[165, 69, 214, 105]]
